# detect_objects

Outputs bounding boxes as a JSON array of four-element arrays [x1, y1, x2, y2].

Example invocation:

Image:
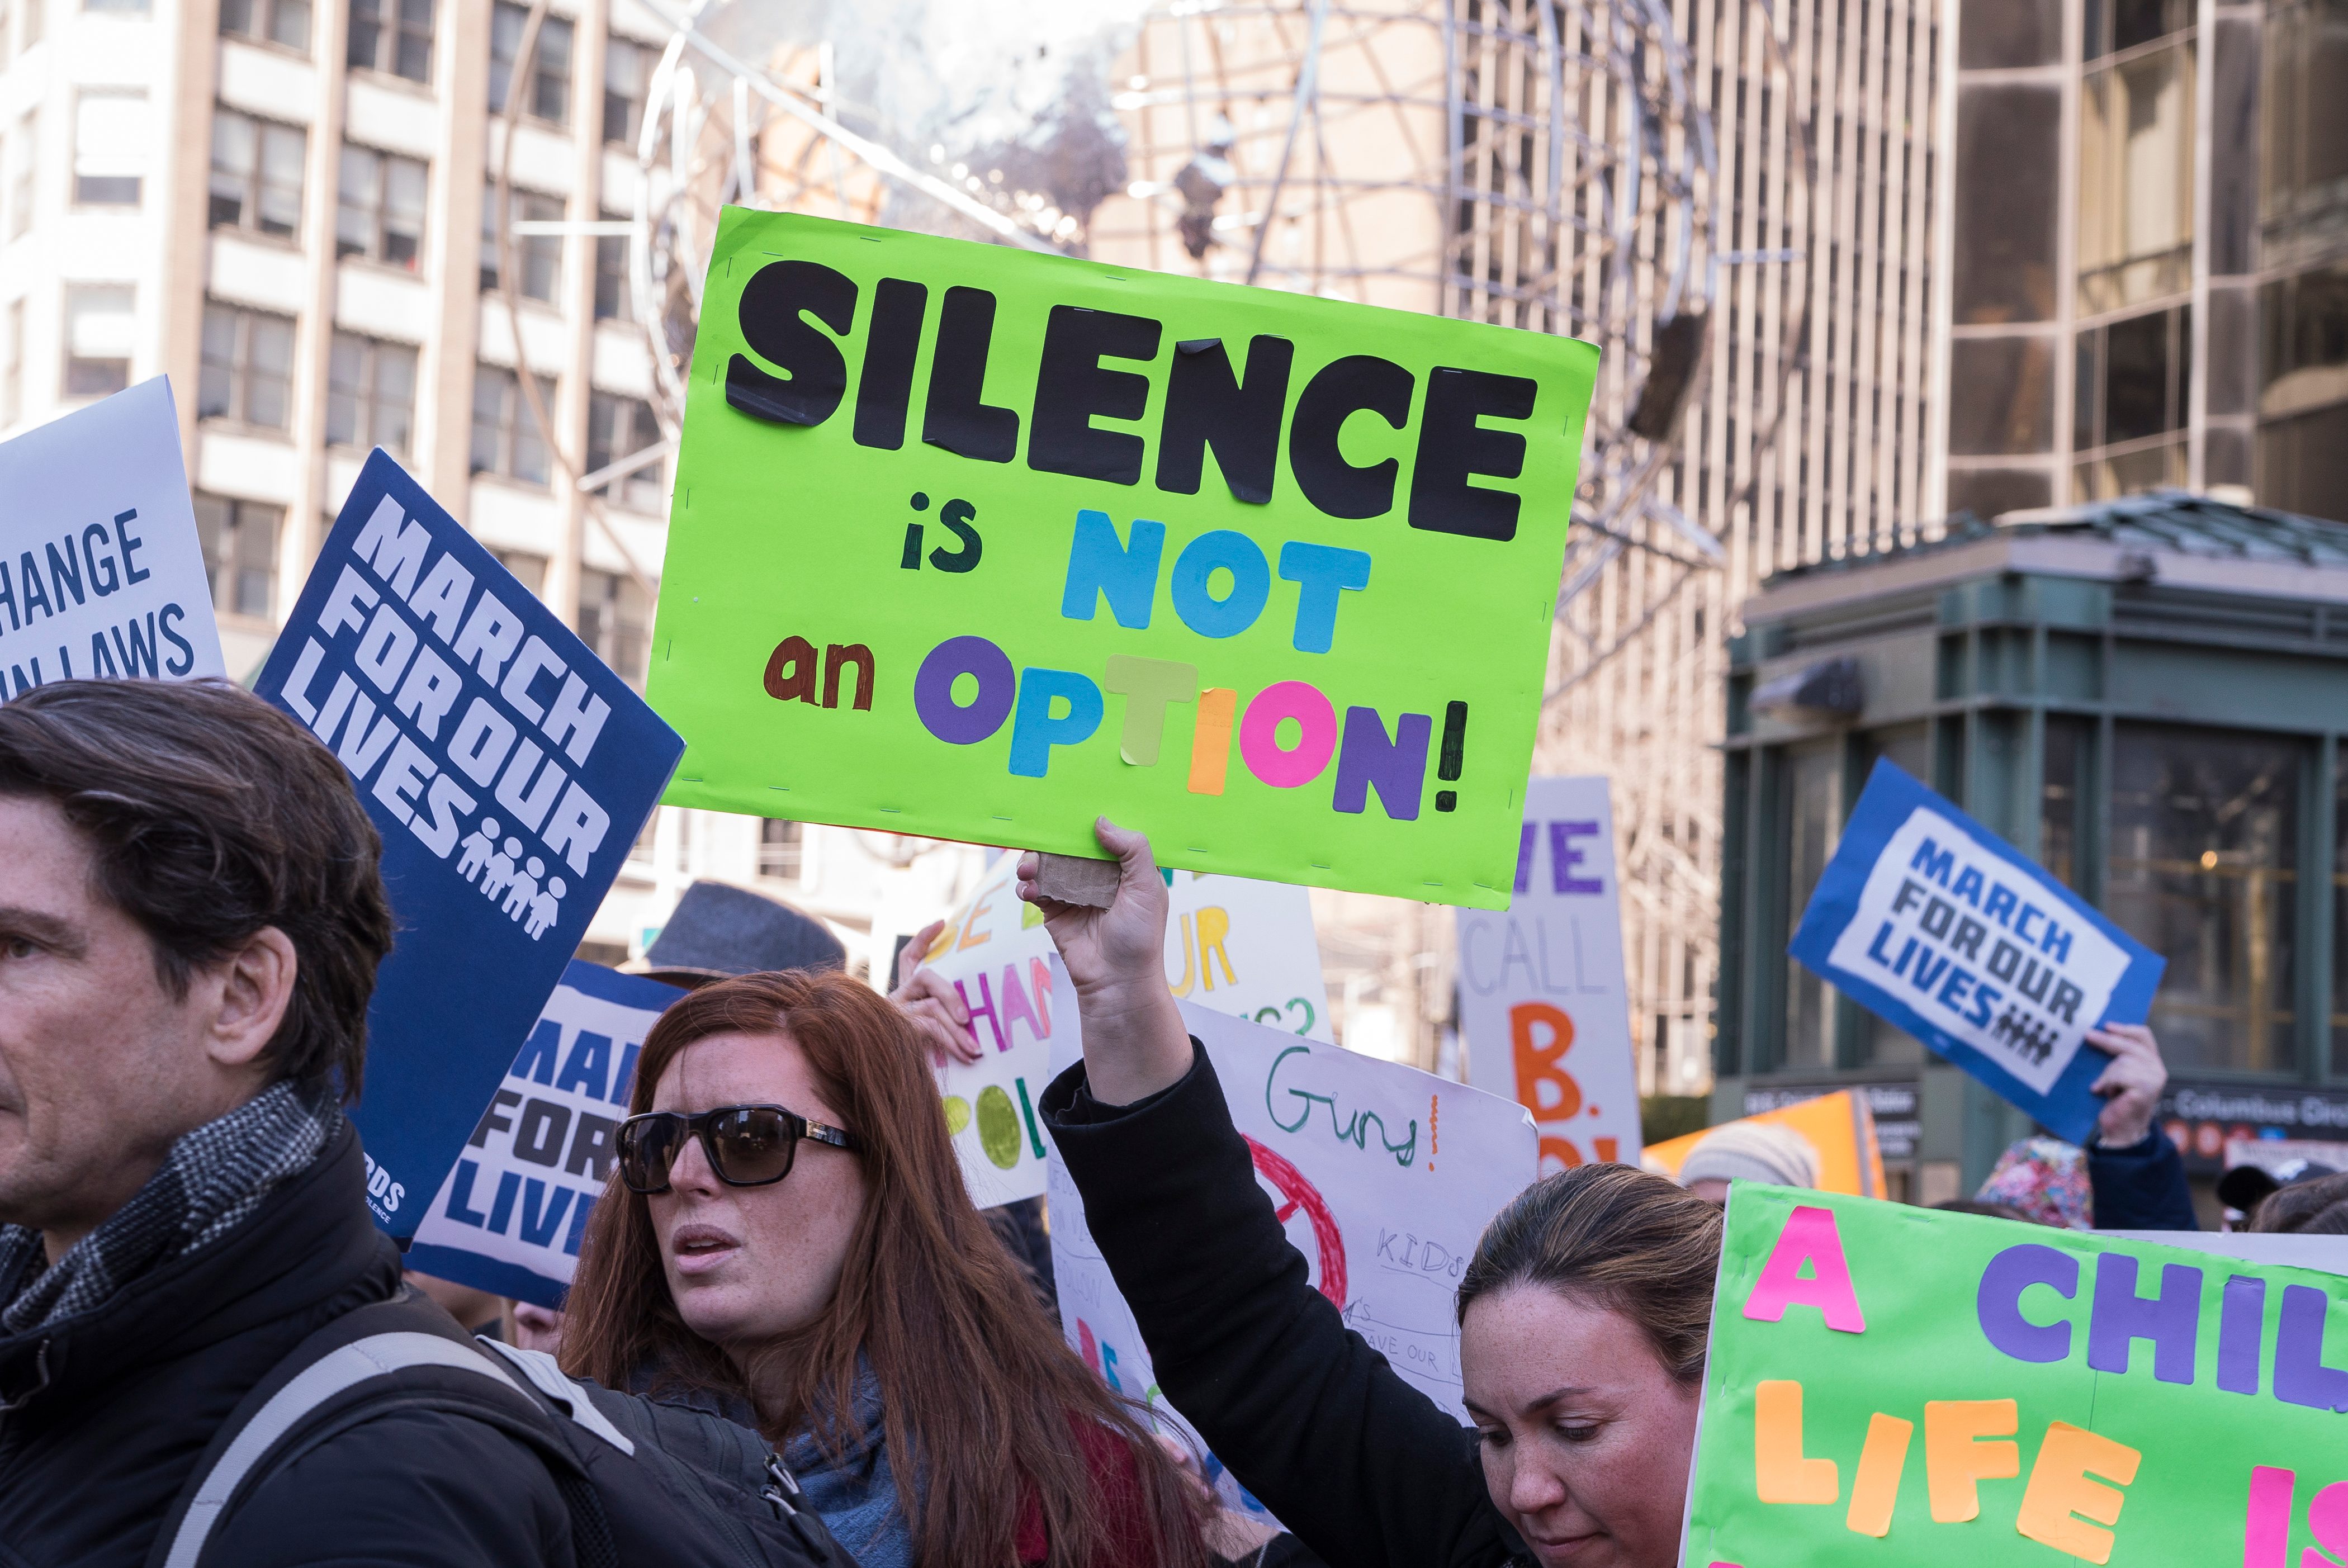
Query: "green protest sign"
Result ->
[[650, 211, 1597, 907], [1683, 1187, 2348, 1566]]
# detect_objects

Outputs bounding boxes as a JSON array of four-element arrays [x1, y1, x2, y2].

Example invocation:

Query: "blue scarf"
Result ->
[[784, 1360, 911, 1568], [644, 1357, 912, 1568]]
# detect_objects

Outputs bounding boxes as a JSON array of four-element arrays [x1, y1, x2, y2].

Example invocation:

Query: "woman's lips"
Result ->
[[1525, 1529, 1602, 1563], [669, 1224, 741, 1277]]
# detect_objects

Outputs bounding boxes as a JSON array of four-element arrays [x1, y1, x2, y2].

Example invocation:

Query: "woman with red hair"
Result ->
[[560, 969, 1207, 1568]]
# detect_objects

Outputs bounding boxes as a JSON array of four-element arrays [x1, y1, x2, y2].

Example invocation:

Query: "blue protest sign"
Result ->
[[405, 961, 680, 1306], [255, 450, 683, 1237], [1788, 759, 2164, 1143]]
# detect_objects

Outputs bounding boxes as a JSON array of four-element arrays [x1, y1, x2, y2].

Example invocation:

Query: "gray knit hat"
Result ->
[[1677, 1120, 1822, 1190], [637, 880, 845, 987]]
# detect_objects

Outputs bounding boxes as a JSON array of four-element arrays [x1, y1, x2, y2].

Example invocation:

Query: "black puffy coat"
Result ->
[[0, 1119, 575, 1568]]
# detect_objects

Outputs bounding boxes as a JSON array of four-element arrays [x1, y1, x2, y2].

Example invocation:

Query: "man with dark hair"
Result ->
[[0, 679, 577, 1566]]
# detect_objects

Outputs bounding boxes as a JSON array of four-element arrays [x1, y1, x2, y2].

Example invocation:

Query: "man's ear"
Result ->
[[209, 926, 299, 1071]]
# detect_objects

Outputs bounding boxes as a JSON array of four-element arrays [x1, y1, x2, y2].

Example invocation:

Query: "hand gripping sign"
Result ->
[[1683, 1188, 2348, 1567], [406, 962, 683, 1308], [0, 378, 223, 697], [256, 452, 684, 1236], [920, 856, 1332, 1208], [650, 212, 1598, 910], [1457, 775, 1642, 1173], [1048, 987, 1537, 1517], [1788, 761, 2162, 1145]]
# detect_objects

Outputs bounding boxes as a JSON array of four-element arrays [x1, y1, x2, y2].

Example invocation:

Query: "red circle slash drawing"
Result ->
[[1244, 1134, 1347, 1308]]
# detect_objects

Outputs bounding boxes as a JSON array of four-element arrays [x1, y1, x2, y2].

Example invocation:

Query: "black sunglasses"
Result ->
[[616, 1104, 862, 1196]]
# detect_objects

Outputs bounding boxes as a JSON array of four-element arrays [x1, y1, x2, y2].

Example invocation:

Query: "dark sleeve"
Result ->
[[1042, 1044, 1511, 1568], [206, 1409, 575, 1568], [2089, 1128, 2199, 1231]]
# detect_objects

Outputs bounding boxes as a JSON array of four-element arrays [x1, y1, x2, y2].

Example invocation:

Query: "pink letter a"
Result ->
[[1743, 1204, 1867, 1333]]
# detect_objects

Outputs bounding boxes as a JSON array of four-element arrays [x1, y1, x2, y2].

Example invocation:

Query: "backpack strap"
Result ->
[[146, 1290, 615, 1568]]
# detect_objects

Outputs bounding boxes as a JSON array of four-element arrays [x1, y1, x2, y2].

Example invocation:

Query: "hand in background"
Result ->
[[1017, 818, 1190, 1104], [889, 918, 983, 1066], [2086, 1022, 2167, 1148]]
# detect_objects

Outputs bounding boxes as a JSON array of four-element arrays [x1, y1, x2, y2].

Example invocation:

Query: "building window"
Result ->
[[491, 546, 546, 595], [577, 566, 650, 682], [63, 284, 132, 396], [73, 89, 146, 207], [198, 302, 294, 428], [3, 298, 21, 425], [219, 0, 310, 51], [1779, 737, 1842, 1070], [2261, 0, 2348, 262], [19, 0, 35, 43], [604, 35, 650, 146], [191, 494, 280, 619], [480, 187, 562, 301], [2084, 0, 2193, 59], [347, 0, 431, 82], [210, 109, 305, 238], [2108, 723, 2300, 1073], [586, 390, 662, 511], [626, 808, 657, 867], [9, 112, 34, 240], [2076, 40, 2195, 316], [0, 0, 13, 70], [470, 364, 553, 484], [594, 214, 630, 322], [489, 1, 572, 124], [325, 331, 416, 455], [336, 143, 425, 268], [2072, 304, 2192, 500], [83, 0, 149, 13], [759, 818, 803, 882]]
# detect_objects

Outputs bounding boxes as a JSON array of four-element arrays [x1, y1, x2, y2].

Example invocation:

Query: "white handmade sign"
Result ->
[[1457, 775, 1642, 1174], [916, 855, 1334, 1208], [0, 377, 223, 695], [1048, 991, 1537, 1515]]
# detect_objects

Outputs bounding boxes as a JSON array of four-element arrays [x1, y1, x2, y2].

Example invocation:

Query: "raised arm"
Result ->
[[1026, 823, 1510, 1568]]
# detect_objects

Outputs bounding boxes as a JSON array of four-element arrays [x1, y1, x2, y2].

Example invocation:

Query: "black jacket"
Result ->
[[0, 1119, 574, 1568], [1043, 1045, 1526, 1568], [2087, 1128, 2199, 1230]]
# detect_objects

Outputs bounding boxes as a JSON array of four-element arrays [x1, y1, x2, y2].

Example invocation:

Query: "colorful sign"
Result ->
[[920, 855, 1332, 1208], [255, 451, 684, 1236], [405, 961, 681, 1308], [1049, 987, 1538, 1514], [1457, 775, 1640, 1173], [1644, 1091, 1887, 1198], [1684, 1186, 2348, 1566], [649, 211, 1599, 909], [0, 377, 222, 695], [1789, 761, 2163, 1145]]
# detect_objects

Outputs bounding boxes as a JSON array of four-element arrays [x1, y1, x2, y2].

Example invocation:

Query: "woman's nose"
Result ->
[[1509, 1453, 1569, 1515], [666, 1128, 722, 1195]]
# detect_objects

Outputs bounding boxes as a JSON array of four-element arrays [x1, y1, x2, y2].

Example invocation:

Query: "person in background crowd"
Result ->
[[636, 878, 852, 990], [1966, 1021, 2196, 1230], [1973, 1138, 2095, 1229], [2074, 1021, 2197, 1229], [1030, 818, 1724, 1568], [408, 1269, 509, 1338], [2236, 1164, 2348, 1234], [1673, 1121, 1820, 1205], [560, 969, 1209, 1568], [513, 1297, 567, 1353], [888, 916, 1056, 1301], [0, 680, 580, 1567]]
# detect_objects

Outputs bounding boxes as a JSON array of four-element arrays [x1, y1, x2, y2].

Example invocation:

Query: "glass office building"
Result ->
[[1946, 0, 2347, 523]]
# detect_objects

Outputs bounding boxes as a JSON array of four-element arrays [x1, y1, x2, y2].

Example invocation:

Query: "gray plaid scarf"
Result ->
[[0, 1079, 341, 1335]]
